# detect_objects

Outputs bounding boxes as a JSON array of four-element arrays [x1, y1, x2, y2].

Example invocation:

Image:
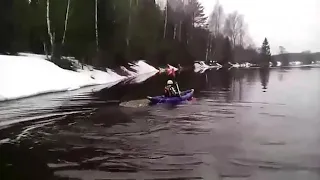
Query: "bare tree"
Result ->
[[237, 19, 246, 46], [173, 25, 177, 39], [163, 0, 168, 38], [178, 21, 182, 41], [175, 0, 184, 41], [168, 0, 184, 40], [279, 46, 286, 54], [208, 1, 224, 36], [242, 28, 254, 48], [95, 0, 99, 51], [223, 11, 244, 47], [126, 0, 132, 46], [62, 0, 71, 45], [46, 0, 54, 54], [205, 33, 210, 61]]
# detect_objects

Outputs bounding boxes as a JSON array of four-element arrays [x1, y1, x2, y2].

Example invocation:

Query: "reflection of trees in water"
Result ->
[[259, 68, 270, 91], [278, 73, 284, 82], [229, 70, 248, 102], [221, 69, 234, 102], [232, 71, 244, 102], [94, 69, 264, 103], [220, 68, 233, 91], [200, 69, 257, 102], [244, 69, 258, 84], [278, 68, 292, 82]]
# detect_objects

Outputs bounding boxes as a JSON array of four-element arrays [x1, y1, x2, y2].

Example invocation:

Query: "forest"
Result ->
[[0, 0, 266, 68]]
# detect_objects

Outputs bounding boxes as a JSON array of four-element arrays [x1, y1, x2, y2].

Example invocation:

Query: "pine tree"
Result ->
[[260, 38, 272, 67], [186, 0, 207, 28]]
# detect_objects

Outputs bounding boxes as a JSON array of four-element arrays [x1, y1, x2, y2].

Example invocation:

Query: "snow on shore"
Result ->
[[119, 60, 158, 77], [131, 60, 158, 74], [194, 61, 222, 73], [0, 54, 158, 101], [120, 66, 137, 77], [124, 71, 158, 84], [76, 66, 125, 85]]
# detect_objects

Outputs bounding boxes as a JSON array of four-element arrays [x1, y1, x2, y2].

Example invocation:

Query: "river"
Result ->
[[0, 68, 320, 180]]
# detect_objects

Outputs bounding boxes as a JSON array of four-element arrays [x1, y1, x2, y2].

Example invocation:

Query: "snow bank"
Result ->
[[124, 71, 158, 84], [0, 55, 90, 101], [0, 55, 126, 101], [18, 52, 75, 61], [229, 62, 240, 68], [19, 52, 48, 59], [120, 66, 137, 77], [130, 60, 158, 74], [194, 67, 208, 73], [0, 54, 157, 101], [194, 61, 209, 69], [77, 66, 125, 84], [290, 61, 303, 66], [194, 61, 222, 73], [120, 60, 158, 77]]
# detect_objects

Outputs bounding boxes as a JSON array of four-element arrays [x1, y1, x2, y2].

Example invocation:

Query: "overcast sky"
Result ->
[[198, 0, 320, 53]]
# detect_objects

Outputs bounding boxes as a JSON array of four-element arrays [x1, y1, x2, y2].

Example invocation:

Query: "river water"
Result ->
[[0, 68, 320, 180]]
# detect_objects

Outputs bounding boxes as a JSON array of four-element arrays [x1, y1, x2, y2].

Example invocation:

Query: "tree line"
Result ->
[[276, 47, 318, 66], [1, 0, 273, 68]]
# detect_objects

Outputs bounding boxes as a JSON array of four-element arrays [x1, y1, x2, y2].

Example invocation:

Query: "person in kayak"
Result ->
[[164, 80, 180, 97]]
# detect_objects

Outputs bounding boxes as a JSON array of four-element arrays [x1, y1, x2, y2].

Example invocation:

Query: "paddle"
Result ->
[[175, 81, 181, 96]]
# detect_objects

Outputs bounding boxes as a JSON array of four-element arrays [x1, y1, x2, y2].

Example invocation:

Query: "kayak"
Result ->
[[147, 89, 194, 105]]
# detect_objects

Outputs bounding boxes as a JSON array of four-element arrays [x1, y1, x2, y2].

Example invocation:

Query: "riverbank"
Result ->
[[0, 53, 158, 102]]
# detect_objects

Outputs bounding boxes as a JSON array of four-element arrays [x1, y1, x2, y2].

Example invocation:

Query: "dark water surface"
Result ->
[[1, 68, 320, 180]]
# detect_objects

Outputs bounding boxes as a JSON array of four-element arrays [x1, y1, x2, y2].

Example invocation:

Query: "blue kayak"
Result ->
[[147, 89, 194, 104]]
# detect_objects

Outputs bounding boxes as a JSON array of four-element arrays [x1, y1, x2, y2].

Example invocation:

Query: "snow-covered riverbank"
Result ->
[[0, 54, 158, 102]]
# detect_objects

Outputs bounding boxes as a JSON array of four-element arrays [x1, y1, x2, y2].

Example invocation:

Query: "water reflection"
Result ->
[[278, 72, 284, 81], [259, 68, 270, 91], [220, 69, 232, 91], [195, 69, 258, 103]]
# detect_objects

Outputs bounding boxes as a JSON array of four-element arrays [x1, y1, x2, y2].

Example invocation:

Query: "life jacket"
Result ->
[[164, 86, 171, 96], [164, 85, 177, 96]]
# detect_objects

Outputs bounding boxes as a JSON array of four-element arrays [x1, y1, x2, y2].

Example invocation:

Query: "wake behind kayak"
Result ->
[[119, 99, 150, 108]]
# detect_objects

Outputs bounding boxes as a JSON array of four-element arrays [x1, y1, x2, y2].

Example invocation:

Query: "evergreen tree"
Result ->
[[260, 38, 272, 67], [186, 0, 207, 28]]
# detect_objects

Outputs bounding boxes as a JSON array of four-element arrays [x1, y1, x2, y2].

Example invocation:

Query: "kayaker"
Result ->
[[164, 80, 179, 97]]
